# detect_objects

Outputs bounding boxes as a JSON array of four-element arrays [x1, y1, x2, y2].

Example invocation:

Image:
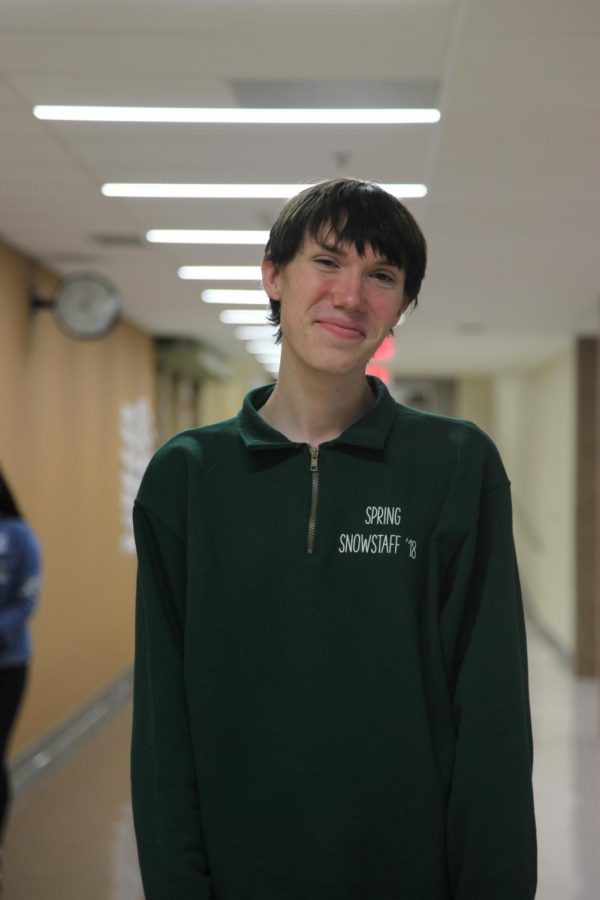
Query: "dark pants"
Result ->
[[0, 666, 27, 841]]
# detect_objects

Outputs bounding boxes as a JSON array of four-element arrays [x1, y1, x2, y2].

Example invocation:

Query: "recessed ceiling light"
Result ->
[[103, 183, 427, 199], [255, 352, 282, 363], [179, 266, 262, 280], [147, 229, 269, 244], [34, 105, 440, 125], [234, 326, 277, 340], [220, 309, 270, 324], [246, 340, 280, 354], [202, 290, 269, 304]]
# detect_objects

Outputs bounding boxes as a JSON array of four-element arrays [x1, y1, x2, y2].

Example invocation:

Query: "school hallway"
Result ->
[[3, 625, 598, 900], [0, 0, 599, 896]]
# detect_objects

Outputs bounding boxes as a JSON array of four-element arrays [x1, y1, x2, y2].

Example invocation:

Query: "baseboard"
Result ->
[[10, 669, 133, 801]]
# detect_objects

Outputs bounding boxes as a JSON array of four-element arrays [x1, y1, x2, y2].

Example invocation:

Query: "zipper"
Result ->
[[307, 445, 320, 554]]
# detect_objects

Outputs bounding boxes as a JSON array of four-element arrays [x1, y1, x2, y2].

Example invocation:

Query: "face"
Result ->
[[261, 233, 406, 379]]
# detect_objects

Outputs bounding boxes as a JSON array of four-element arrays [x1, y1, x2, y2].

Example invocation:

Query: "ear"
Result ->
[[261, 257, 283, 300], [397, 294, 412, 322], [390, 308, 403, 331]]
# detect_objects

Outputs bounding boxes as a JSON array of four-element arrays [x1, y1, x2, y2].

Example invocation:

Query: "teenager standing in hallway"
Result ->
[[0, 468, 42, 884], [132, 178, 537, 899]]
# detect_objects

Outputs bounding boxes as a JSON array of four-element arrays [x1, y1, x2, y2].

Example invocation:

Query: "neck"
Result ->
[[259, 348, 375, 445]]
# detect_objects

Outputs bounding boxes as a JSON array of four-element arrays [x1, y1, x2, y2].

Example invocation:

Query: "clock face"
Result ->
[[54, 274, 122, 339]]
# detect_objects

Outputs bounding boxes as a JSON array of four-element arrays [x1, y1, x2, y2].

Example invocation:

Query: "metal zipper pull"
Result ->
[[309, 446, 319, 473], [307, 446, 319, 554]]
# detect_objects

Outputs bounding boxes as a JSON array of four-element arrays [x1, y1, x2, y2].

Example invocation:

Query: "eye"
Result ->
[[315, 256, 338, 269], [372, 270, 396, 285], [316, 256, 335, 265]]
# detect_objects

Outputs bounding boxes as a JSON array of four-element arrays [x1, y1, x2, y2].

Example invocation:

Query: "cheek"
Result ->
[[278, 296, 302, 334], [371, 296, 403, 328]]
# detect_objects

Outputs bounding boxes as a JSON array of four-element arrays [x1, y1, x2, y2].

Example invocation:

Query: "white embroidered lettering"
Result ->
[[337, 533, 403, 555], [364, 505, 401, 526]]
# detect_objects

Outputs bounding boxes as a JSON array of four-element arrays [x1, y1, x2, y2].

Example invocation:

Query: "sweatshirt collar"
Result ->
[[238, 376, 398, 451]]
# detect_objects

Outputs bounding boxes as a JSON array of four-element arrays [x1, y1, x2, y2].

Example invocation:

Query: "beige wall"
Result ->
[[197, 361, 267, 427], [455, 377, 494, 434], [455, 347, 577, 656], [0, 240, 156, 754], [493, 348, 576, 655], [155, 359, 267, 446]]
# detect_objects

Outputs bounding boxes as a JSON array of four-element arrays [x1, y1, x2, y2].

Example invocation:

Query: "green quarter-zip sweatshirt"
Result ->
[[132, 377, 537, 900]]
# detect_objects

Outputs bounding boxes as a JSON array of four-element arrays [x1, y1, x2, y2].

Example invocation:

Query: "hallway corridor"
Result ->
[[3, 628, 599, 899]]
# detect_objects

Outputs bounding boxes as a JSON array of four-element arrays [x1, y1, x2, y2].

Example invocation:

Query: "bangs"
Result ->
[[307, 204, 408, 270], [294, 183, 411, 269]]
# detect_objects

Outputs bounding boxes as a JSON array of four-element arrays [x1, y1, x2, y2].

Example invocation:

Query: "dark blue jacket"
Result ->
[[0, 516, 41, 667]]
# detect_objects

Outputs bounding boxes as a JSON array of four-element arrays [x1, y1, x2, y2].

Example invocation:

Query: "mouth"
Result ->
[[315, 317, 366, 340]]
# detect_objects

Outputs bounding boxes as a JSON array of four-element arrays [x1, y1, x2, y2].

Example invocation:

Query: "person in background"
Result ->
[[0, 469, 41, 852], [132, 178, 537, 899]]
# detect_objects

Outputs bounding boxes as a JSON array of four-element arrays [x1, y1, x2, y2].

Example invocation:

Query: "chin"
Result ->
[[311, 355, 370, 378]]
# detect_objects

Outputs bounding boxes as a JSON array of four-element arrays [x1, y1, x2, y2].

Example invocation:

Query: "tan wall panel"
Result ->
[[0, 240, 156, 754], [490, 348, 576, 657], [197, 361, 267, 428], [454, 377, 493, 434]]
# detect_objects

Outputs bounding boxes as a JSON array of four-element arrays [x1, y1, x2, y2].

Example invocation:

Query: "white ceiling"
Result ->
[[0, 0, 598, 378]]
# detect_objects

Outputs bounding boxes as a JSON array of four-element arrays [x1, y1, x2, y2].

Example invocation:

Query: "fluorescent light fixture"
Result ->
[[104, 182, 426, 199], [234, 326, 277, 340], [246, 340, 279, 354], [179, 266, 262, 280], [220, 309, 270, 324], [255, 353, 282, 363], [34, 105, 440, 124], [202, 290, 268, 305], [147, 229, 269, 244]]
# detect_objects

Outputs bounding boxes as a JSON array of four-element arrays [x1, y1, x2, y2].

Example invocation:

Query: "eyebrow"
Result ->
[[315, 238, 397, 268]]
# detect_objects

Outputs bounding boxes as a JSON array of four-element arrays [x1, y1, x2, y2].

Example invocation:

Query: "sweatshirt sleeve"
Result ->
[[0, 524, 41, 646], [131, 501, 212, 899], [442, 481, 537, 899]]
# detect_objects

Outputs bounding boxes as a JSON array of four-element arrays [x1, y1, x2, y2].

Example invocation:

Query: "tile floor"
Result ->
[[527, 632, 600, 899], [3, 628, 599, 899]]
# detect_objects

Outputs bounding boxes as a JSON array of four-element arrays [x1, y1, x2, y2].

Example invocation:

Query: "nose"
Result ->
[[332, 267, 366, 311]]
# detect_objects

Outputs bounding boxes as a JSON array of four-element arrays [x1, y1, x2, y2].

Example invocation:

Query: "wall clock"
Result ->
[[31, 273, 122, 340]]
